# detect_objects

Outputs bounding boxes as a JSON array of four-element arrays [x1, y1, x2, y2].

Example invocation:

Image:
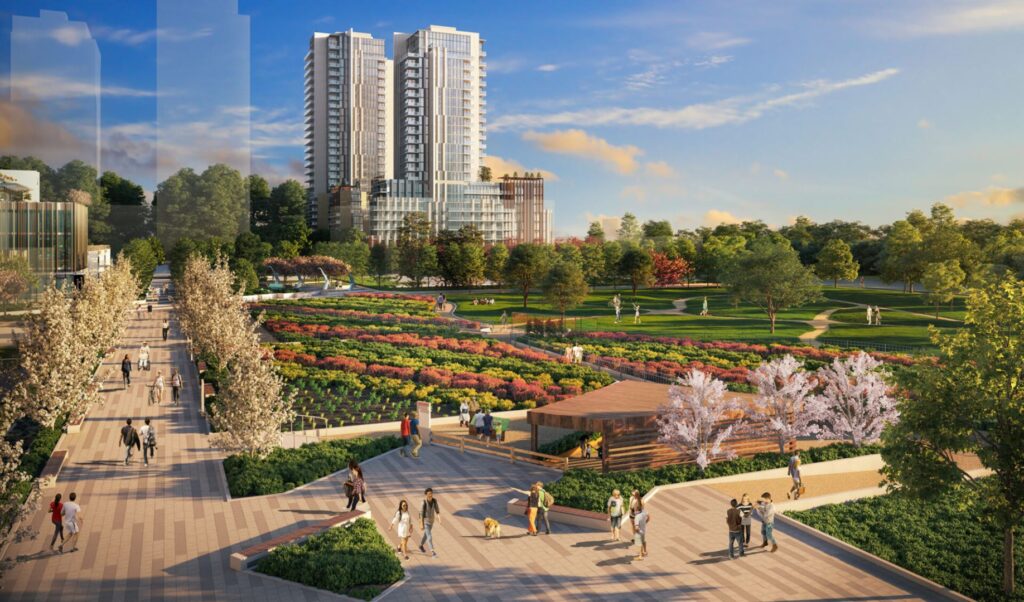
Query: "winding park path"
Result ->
[[3, 274, 956, 601]]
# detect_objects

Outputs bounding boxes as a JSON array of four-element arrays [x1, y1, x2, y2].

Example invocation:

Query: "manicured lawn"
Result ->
[[698, 292, 838, 321], [788, 483, 1019, 602], [448, 288, 697, 322], [573, 314, 811, 342], [822, 308, 959, 349], [823, 287, 967, 320]]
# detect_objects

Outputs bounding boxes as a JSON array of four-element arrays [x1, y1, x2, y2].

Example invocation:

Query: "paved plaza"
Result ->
[[3, 271, 954, 601]]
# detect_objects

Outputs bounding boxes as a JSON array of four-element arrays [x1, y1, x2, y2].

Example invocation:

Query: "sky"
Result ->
[[1, 0, 1023, 237]]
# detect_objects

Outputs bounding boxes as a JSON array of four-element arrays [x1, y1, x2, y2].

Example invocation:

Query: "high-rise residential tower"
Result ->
[[393, 25, 487, 231], [305, 30, 393, 229]]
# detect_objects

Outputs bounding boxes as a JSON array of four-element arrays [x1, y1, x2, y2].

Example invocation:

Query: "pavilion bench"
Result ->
[[39, 450, 68, 489], [229, 510, 366, 571]]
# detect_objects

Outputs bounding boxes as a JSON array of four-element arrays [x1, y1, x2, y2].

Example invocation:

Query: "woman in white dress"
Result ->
[[388, 499, 414, 560], [459, 401, 471, 427]]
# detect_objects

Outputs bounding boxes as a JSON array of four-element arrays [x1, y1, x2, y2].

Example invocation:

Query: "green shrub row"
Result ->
[[538, 431, 599, 456], [223, 436, 403, 498], [787, 482, 1021, 602], [5, 416, 66, 502], [546, 442, 881, 513], [255, 518, 404, 600]]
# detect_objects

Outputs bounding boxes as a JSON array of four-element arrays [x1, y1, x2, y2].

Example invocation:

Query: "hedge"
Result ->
[[788, 482, 1021, 601], [6, 416, 66, 502], [255, 518, 403, 600], [223, 436, 403, 498], [545, 442, 881, 513], [538, 431, 599, 456]]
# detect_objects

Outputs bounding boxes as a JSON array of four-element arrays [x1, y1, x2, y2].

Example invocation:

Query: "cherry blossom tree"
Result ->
[[178, 254, 254, 367], [658, 368, 744, 471], [805, 352, 898, 447], [749, 355, 815, 453]]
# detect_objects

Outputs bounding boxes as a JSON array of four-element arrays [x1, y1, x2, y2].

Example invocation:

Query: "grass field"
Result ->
[[447, 288, 696, 321]]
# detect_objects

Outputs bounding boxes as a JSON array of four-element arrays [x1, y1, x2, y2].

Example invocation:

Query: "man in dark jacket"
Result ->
[[121, 355, 132, 388], [727, 499, 745, 559], [119, 418, 141, 466]]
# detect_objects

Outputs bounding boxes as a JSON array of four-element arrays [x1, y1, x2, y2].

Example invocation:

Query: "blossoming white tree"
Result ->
[[749, 355, 815, 453], [658, 368, 744, 471], [805, 352, 898, 447], [177, 254, 254, 367]]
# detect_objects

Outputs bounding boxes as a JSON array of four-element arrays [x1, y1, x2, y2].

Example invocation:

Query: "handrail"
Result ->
[[431, 432, 571, 470]]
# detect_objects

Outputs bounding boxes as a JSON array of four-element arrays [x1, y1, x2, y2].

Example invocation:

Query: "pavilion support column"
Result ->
[[530, 423, 538, 452], [601, 424, 610, 473]]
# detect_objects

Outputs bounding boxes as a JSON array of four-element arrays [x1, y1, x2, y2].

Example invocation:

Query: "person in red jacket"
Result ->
[[399, 413, 412, 457]]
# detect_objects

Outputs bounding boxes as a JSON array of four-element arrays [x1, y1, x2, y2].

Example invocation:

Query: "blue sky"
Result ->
[[2, 0, 1023, 236]]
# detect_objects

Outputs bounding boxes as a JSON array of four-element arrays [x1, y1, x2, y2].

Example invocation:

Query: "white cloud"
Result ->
[[7, 74, 156, 99], [917, 118, 933, 129], [51, 25, 92, 47], [522, 129, 644, 174], [645, 161, 677, 178], [491, 68, 900, 131], [946, 186, 1024, 208], [687, 32, 751, 51], [703, 209, 743, 226], [773, 168, 789, 180], [487, 56, 527, 74], [92, 26, 214, 46], [537, 64, 560, 72], [883, 1, 1024, 36], [694, 55, 734, 68]]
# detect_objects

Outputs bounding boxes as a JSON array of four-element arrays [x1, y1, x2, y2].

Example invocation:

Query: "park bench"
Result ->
[[38, 450, 68, 489], [229, 510, 365, 571], [506, 497, 608, 531]]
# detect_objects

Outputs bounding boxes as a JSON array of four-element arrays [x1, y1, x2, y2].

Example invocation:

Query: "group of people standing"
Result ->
[[727, 493, 779, 558], [45, 492, 83, 555], [606, 489, 651, 561], [563, 344, 584, 364]]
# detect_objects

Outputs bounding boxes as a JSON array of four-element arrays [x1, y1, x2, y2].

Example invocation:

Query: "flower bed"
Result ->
[[545, 442, 881, 513], [255, 518, 403, 601], [224, 436, 403, 498], [787, 482, 1016, 602], [526, 332, 918, 390], [257, 298, 613, 427]]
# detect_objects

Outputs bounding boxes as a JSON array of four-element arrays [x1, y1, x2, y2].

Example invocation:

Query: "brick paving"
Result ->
[[3, 269, 954, 601]]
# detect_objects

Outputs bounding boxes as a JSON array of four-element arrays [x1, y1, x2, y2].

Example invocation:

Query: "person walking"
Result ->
[[607, 489, 625, 542], [866, 305, 873, 325], [149, 372, 164, 405], [628, 489, 642, 539], [874, 305, 882, 326], [757, 492, 778, 552], [161, 318, 170, 341], [409, 413, 422, 458], [526, 483, 540, 536], [121, 354, 132, 388], [170, 369, 182, 405], [482, 409, 493, 443], [459, 401, 470, 428], [536, 481, 552, 535], [727, 499, 746, 559], [633, 303, 641, 325], [138, 342, 151, 371], [419, 488, 441, 557], [47, 493, 64, 551], [388, 499, 414, 560], [345, 460, 364, 511], [633, 499, 651, 561], [473, 409, 485, 439], [119, 419, 140, 465], [738, 493, 754, 545], [59, 492, 82, 554], [399, 412, 412, 457], [787, 451, 803, 500], [140, 418, 157, 466]]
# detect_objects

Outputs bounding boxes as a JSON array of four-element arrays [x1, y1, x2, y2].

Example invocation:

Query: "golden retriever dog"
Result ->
[[484, 517, 502, 539]]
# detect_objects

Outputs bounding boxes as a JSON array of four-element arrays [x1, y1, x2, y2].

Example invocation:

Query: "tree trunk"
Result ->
[[935, 304, 939, 319], [769, 312, 776, 334], [834, 279, 838, 288], [522, 286, 529, 308], [1004, 526, 1016, 595]]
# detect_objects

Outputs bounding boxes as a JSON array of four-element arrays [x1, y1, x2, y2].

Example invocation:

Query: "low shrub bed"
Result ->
[[546, 442, 880, 513], [5, 416, 66, 501], [787, 482, 1020, 602], [538, 431, 600, 456], [224, 436, 403, 498], [255, 518, 403, 600]]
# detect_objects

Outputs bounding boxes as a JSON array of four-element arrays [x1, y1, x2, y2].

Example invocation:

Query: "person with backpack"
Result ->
[[140, 418, 157, 466], [118, 418, 141, 465], [47, 493, 64, 551], [170, 369, 183, 405], [121, 354, 132, 388], [536, 481, 553, 535], [419, 488, 440, 557]]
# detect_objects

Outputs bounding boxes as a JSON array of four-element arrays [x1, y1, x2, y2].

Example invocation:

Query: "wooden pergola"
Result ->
[[527, 380, 788, 472]]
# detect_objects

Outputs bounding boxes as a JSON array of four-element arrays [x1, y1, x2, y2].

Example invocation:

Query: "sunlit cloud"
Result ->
[[523, 129, 643, 174], [703, 209, 744, 226], [946, 186, 1024, 208], [483, 155, 559, 181], [645, 161, 677, 178], [687, 31, 751, 51]]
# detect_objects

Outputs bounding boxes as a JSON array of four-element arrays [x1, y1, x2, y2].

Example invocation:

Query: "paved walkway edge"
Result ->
[[775, 514, 972, 601]]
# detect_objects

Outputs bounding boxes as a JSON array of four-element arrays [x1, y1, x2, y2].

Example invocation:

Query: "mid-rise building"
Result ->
[[305, 30, 393, 229], [500, 174, 551, 244], [367, 179, 433, 245]]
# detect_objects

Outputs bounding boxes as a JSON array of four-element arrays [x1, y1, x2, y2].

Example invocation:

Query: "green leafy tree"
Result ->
[[122, 237, 159, 290], [485, 243, 509, 285], [234, 231, 272, 267], [158, 164, 248, 246], [54, 160, 109, 244], [586, 221, 605, 242], [267, 180, 311, 248], [675, 236, 698, 284], [880, 220, 925, 293], [641, 219, 674, 240], [369, 242, 394, 287], [722, 237, 823, 333], [478, 165, 492, 182], [504, 243, 550, 308], [314, 236, 370, 278], [100, 170, 149, 250], [273, 239, 301, 260], [542, 260, 589, 325], [617, 212, 641, 243], [882, 275, 1024, 596], [921, 260, 965, 318], [601, 241, 624, 285], [815, 238, 859, 288], [555, 242, 582, 266], [696, 234, 746, 287], [0, 155, 56, 200], [230, 258, 260, 294], [247, 174, 272, 235], [435, 226, 485, 288], [617, 248, 655, 298], [397, 213, 437, 288], [580, 241, 606, 284]]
